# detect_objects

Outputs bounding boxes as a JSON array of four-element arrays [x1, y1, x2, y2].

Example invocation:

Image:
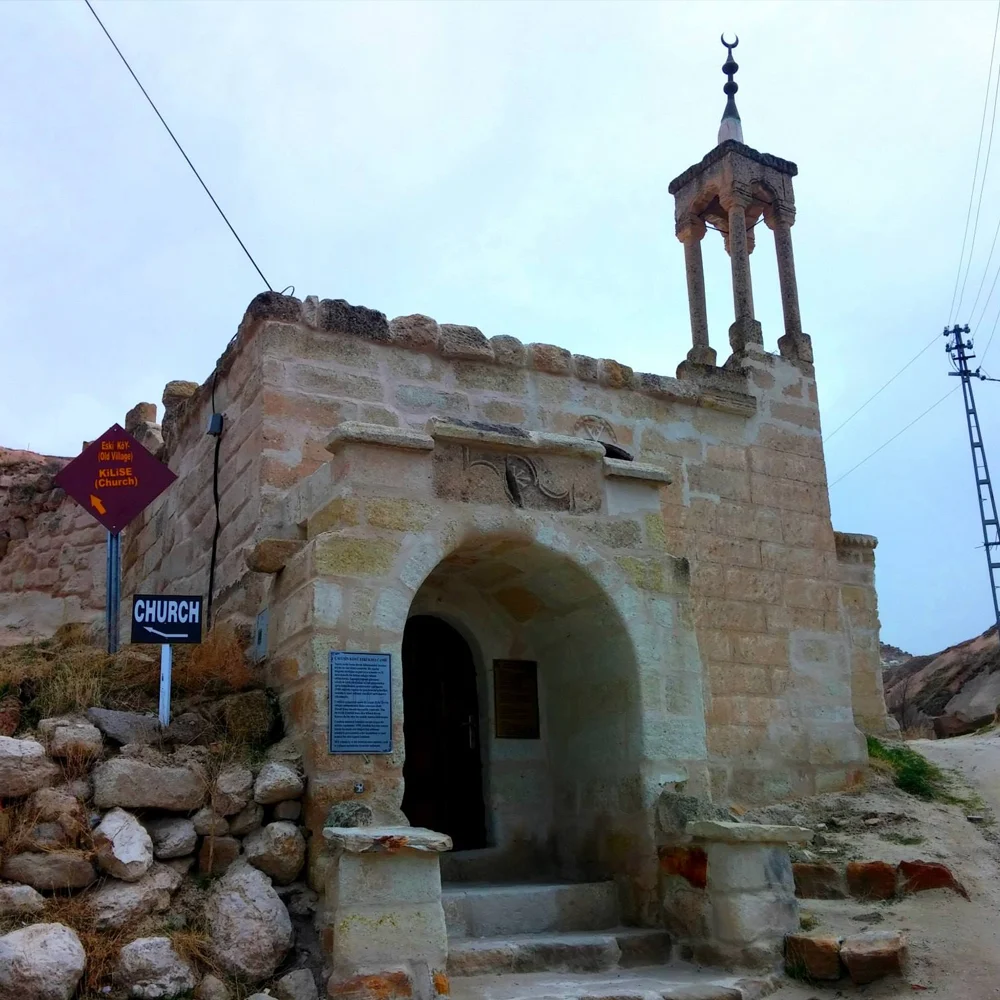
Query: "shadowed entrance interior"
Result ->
[[402, 614, 488, 850]]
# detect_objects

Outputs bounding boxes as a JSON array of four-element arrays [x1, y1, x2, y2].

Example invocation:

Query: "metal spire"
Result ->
[[718, 34, 744, 145]]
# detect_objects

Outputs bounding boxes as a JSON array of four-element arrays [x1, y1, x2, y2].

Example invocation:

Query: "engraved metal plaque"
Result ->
[[494, 659, 540, 739], [329, 651, 392, 753]]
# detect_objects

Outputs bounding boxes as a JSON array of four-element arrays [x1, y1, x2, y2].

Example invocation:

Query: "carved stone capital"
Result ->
[[719, 185, 754, 213], [763, 201, 797, 230], [675, 214, 707, 243]]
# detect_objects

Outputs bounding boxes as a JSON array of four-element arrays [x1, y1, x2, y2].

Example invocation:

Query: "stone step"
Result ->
[[447, 929, 672, 977], [449, 965, 774, 1000], [443, 882, 620, 938]]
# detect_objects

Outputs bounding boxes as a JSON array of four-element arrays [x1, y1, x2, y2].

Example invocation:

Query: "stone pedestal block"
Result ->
[[321, 826, 451, 999]]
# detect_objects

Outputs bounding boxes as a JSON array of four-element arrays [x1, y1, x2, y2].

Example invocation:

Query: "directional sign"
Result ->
[[131, 595, 203, 644], [54, 424, 176, 535]]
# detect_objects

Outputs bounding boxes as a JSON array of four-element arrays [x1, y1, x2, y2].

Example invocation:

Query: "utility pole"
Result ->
[[945, 323, 1000, 630]]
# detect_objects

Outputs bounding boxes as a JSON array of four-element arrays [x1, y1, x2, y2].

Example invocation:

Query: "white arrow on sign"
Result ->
[[144, 626, 189, 640]]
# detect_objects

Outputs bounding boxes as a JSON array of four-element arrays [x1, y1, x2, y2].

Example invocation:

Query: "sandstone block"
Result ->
[[439, 324, 493, 360], [86, 708, 161, 745], [0, 883, 46, 916], [244, 821, 306, 884], [0, 736, 60, 798], [490, 335, 526, 366], [785, 933, 841, 980], [898, 859, 969, 899], [389, 314, 439, 350], [229, 801, 265, 836], [94, 807, 154, 881], [598, 358, 634, 389], [92, 755, 206, 811], [192, 807, 230, 836], [89, 863, 182, 930], [205, 861, 293, 981], [326, 971, 413, 1000], [117, 936, 197, 999], [246, 539, 306, 574], [314, 536, 399, 579], [1, 851, 97, 891], [792, 862, 846, 899], [527, 343, 572, 375], [213, 764, 254, 815], [0, 923, 86, 1000], [198, 836, 241, 876], [846, 860, 896, 901], [254, 761, 305, 804], [275, 969, 319, 1000], [318, 299, 390, 342], [145, 817, 197, 859], [706, 843, 794, 894], [711, 891, 797, 946], [840, 931, 906, 985]]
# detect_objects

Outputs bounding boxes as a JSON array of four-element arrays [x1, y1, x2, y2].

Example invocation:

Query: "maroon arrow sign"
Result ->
[[54, 423, 176, 535]]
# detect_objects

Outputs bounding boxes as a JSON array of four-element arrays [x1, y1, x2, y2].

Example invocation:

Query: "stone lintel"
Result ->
[[427, 419, 606, 459], [323, 826, 453, 854], [686, 821, 813, 845], [603, 458, 672, 484], [245, 538, 306, 574], [326, 422, 435, 454], [834, 531, 878, 551], [668, 140, 799, 196], [698, 387, 757, 418]]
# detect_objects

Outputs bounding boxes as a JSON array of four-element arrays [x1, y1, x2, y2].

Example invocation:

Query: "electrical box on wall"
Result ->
[[252, 608, 269, 663]]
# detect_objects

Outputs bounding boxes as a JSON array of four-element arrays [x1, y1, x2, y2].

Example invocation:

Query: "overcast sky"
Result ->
[[2, 0, 998, 656]]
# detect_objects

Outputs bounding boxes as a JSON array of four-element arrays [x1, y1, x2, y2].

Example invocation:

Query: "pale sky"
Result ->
[[2, 0, 998, 656]]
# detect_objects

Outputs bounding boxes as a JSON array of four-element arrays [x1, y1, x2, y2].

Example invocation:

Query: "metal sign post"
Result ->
[[158, 644, 172, 726], [105, 530, 121, 654]]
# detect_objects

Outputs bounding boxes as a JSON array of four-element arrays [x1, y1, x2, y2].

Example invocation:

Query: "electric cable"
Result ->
[[829, 386, 960, 488], [83, 0, 273, 291]]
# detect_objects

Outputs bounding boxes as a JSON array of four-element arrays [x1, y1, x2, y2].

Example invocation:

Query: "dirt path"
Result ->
[[913, 729, 1000, 816]]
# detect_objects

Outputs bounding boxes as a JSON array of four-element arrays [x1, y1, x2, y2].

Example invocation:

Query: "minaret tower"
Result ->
[[669, 36, 811, 373]]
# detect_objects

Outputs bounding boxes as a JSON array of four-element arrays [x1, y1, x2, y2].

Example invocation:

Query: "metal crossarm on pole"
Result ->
[[945, 324, 1000, 629]]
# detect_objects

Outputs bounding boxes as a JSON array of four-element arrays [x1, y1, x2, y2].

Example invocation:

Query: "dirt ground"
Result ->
[[762, 732, 1000, 1000]]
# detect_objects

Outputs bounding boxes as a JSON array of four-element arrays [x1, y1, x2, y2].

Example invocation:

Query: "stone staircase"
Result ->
[[442, 881, 774, 999]]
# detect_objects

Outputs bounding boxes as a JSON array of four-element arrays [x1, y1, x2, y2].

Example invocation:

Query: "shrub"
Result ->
[[866, 735, 947, 800]]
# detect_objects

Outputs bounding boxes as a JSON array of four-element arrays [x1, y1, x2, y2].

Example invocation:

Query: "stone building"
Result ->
[[1, 41, 892, 983]]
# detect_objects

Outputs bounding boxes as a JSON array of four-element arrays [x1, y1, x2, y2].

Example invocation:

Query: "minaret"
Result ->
[[669, 37, 811, 373]]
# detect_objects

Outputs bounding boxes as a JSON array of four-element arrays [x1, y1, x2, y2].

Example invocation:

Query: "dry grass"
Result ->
[[43, 891, 133, 993], [172, 622, 255, 698]]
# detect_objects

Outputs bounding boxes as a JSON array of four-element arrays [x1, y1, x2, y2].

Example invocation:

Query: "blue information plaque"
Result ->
[[329, 651, 392, 754]]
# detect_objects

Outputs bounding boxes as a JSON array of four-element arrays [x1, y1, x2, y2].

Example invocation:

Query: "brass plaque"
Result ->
[[494, 660, 540, 739]]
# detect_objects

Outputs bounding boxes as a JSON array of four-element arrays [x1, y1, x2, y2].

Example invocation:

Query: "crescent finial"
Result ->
[[721, 33, 739, 51]]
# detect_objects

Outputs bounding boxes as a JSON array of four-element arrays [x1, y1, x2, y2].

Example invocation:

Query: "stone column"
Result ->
[[721, 193, 763, 355], [677, 216, 716, 367], [766, 205, 813, 363]]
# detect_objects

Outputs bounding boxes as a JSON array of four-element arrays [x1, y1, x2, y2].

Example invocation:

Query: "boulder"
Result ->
[[204, 861, 293, 981], [92, 755, 206, 811], [216, 690, 274, 745], [89, 863, 182, 930], [274, 800, 302, 821], [254, 761, 304, 805], [1, 851, 97, 891], [785, 933, 842, 980], [0, 736, 60, 798], [0, 923, 86, 1000], [898, 859, 969, 899], [94, 807, 154, 881], [229, 802, 264, 836], [275, 970, 319, 1000], [192, 807, 229, 836], [846, 860, 897, 901], [86, 708, 161, 745], [840, 931, 907, 985], [0, 883, 46, 916], [117, 936, 197, 999], [145, 817, 197, 859], [243, 821, 306, 884], [195, 974, 231, 1000], [213, 764, 253, 816], [38, 717, 103, 759], [198, 836, 241, 876]]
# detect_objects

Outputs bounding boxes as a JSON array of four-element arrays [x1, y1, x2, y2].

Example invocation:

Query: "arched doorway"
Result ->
[[401, 615, 488, 851]]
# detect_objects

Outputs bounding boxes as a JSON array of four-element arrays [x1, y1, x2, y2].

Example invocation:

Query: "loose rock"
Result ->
[[28, 787, 87, 840], [244, 821, 306, 884], [198, 836, 241, 876], [846, 860, 897, 901], [192, 807, 229, 836], [840, 931, 907, 985], [0, 923, 86, 1000], [792, 862, 846, 900], [898, 859, 969, 899], [274, 800, 302, 821], [1, 851, 97, 891], [0, 883, 46, 916], [195, 974, 231, 1000], [0, 736, 61, 798], [205, 861, 293, 981], [213, 764, 253, 816], [117, 936, 197, 999], [229, 801, 264, 836], [254, 761, 304, 804], [145, 817, 197, 859], [89, 863, 182, 930], [785, 933, 842, 980], [162, 712, 212, 746], [275, 969, 319, 1000], [86, 708, 161, 745], [94, 807, 154, 881], [38, 717, 103, 760], [92, 755, 206, 811]]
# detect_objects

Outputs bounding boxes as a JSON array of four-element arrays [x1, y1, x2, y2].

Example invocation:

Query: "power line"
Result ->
[[824, 334, 940, 441], [949, 0, 1000, 323], [829, 386, 960, 488], [83, 0, 273, 291]]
